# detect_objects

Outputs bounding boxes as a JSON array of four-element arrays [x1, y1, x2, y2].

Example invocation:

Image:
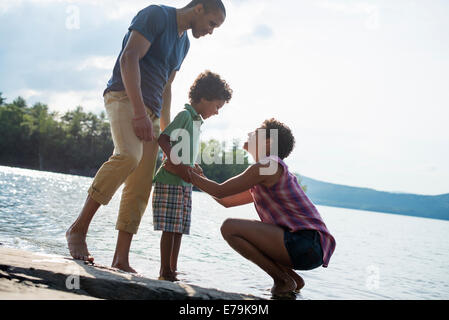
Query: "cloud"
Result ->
[[317, 0, 381, 30], [252, 24, 273, 39], [236, 24, 274, 46], [0, 1, 126, 103], [75, 56, 117, 71], [0, 0, 23, 14], [13, 88, 105, 114], [0, 0, 189, 20], [1, 0, 449, 194]]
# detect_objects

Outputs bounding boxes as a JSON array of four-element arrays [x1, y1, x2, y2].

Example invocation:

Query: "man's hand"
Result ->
[[119, 30, 154, 141], [132, 115, 156, 141]]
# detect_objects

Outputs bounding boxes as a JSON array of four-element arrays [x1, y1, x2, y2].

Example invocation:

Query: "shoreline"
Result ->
[[0, 246, 261, 300], [2, 164, 448, 221]]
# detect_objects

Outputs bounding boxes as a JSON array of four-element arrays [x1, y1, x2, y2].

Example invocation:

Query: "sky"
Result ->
[[1, 0, 448, 195]]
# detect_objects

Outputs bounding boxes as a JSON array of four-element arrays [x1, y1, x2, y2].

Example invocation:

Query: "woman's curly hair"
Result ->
[[189, 70, 233, 105], [260, 118, 295, 159]]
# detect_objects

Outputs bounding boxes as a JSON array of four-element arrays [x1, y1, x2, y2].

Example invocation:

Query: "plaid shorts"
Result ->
[[152, 183, 193, 234]]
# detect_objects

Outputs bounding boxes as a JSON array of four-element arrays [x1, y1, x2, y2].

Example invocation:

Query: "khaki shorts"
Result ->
[[88, 90, 160, 234]]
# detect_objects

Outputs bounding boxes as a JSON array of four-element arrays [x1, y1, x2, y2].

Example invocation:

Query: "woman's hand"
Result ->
[[192, 163, 204, 177], [188, 167, 203, 186]]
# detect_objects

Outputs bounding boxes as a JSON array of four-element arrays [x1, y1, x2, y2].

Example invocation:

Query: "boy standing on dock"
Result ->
[[152, 71, 232, 281]]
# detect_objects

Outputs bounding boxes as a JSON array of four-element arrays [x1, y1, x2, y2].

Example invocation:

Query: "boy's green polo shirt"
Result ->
[[153, 104, 203, 186]]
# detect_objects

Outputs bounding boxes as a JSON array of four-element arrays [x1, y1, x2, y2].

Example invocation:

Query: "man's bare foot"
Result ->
[[271, 277, 296, 296], [66, 228, 94, 262], [111, 262, 137, 273]]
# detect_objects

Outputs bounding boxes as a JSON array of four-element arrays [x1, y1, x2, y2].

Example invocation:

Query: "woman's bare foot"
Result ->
[[66, 228, 94, 262], [111, 262, 137, 273], [271, 276, 296, 296], [286, 270, 305, 292]]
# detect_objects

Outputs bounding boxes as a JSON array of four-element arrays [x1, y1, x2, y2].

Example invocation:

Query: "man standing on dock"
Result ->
[[66, 0, 226, 272]]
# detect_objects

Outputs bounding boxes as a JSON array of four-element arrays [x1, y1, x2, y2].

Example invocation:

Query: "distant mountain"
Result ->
[[297, 175, 449, 221]]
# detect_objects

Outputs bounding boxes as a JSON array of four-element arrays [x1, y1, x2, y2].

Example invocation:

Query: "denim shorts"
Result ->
[[284, 229, 324, 271]]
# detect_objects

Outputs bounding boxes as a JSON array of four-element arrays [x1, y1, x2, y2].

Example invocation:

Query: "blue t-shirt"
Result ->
[[104, 5, 190, 118]]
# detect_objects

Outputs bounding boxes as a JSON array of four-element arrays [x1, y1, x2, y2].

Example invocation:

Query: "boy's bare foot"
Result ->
[[172, 270, 185, 279], [66, 228, 94, 262], [271, 277, 296, 296], [111, 262, 137, 274], [158, 271, 179, 282]]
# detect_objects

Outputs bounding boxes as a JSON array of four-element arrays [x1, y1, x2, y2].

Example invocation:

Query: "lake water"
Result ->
[[1, 165, 448, 300]]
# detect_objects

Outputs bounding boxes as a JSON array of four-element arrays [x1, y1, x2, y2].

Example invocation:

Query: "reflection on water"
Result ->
[[1, 165, 449, 299]]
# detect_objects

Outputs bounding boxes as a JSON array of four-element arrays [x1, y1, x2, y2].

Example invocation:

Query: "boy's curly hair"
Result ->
[[260, 118, 295, 159], [189, 70, 233, 105]]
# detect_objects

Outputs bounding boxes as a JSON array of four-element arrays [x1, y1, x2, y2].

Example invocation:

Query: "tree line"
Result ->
[[0, 93, 251, 180], [0, 93, 306, 190]]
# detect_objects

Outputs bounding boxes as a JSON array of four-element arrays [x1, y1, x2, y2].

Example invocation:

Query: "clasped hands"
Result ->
[[163, 160, 204, 184]]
